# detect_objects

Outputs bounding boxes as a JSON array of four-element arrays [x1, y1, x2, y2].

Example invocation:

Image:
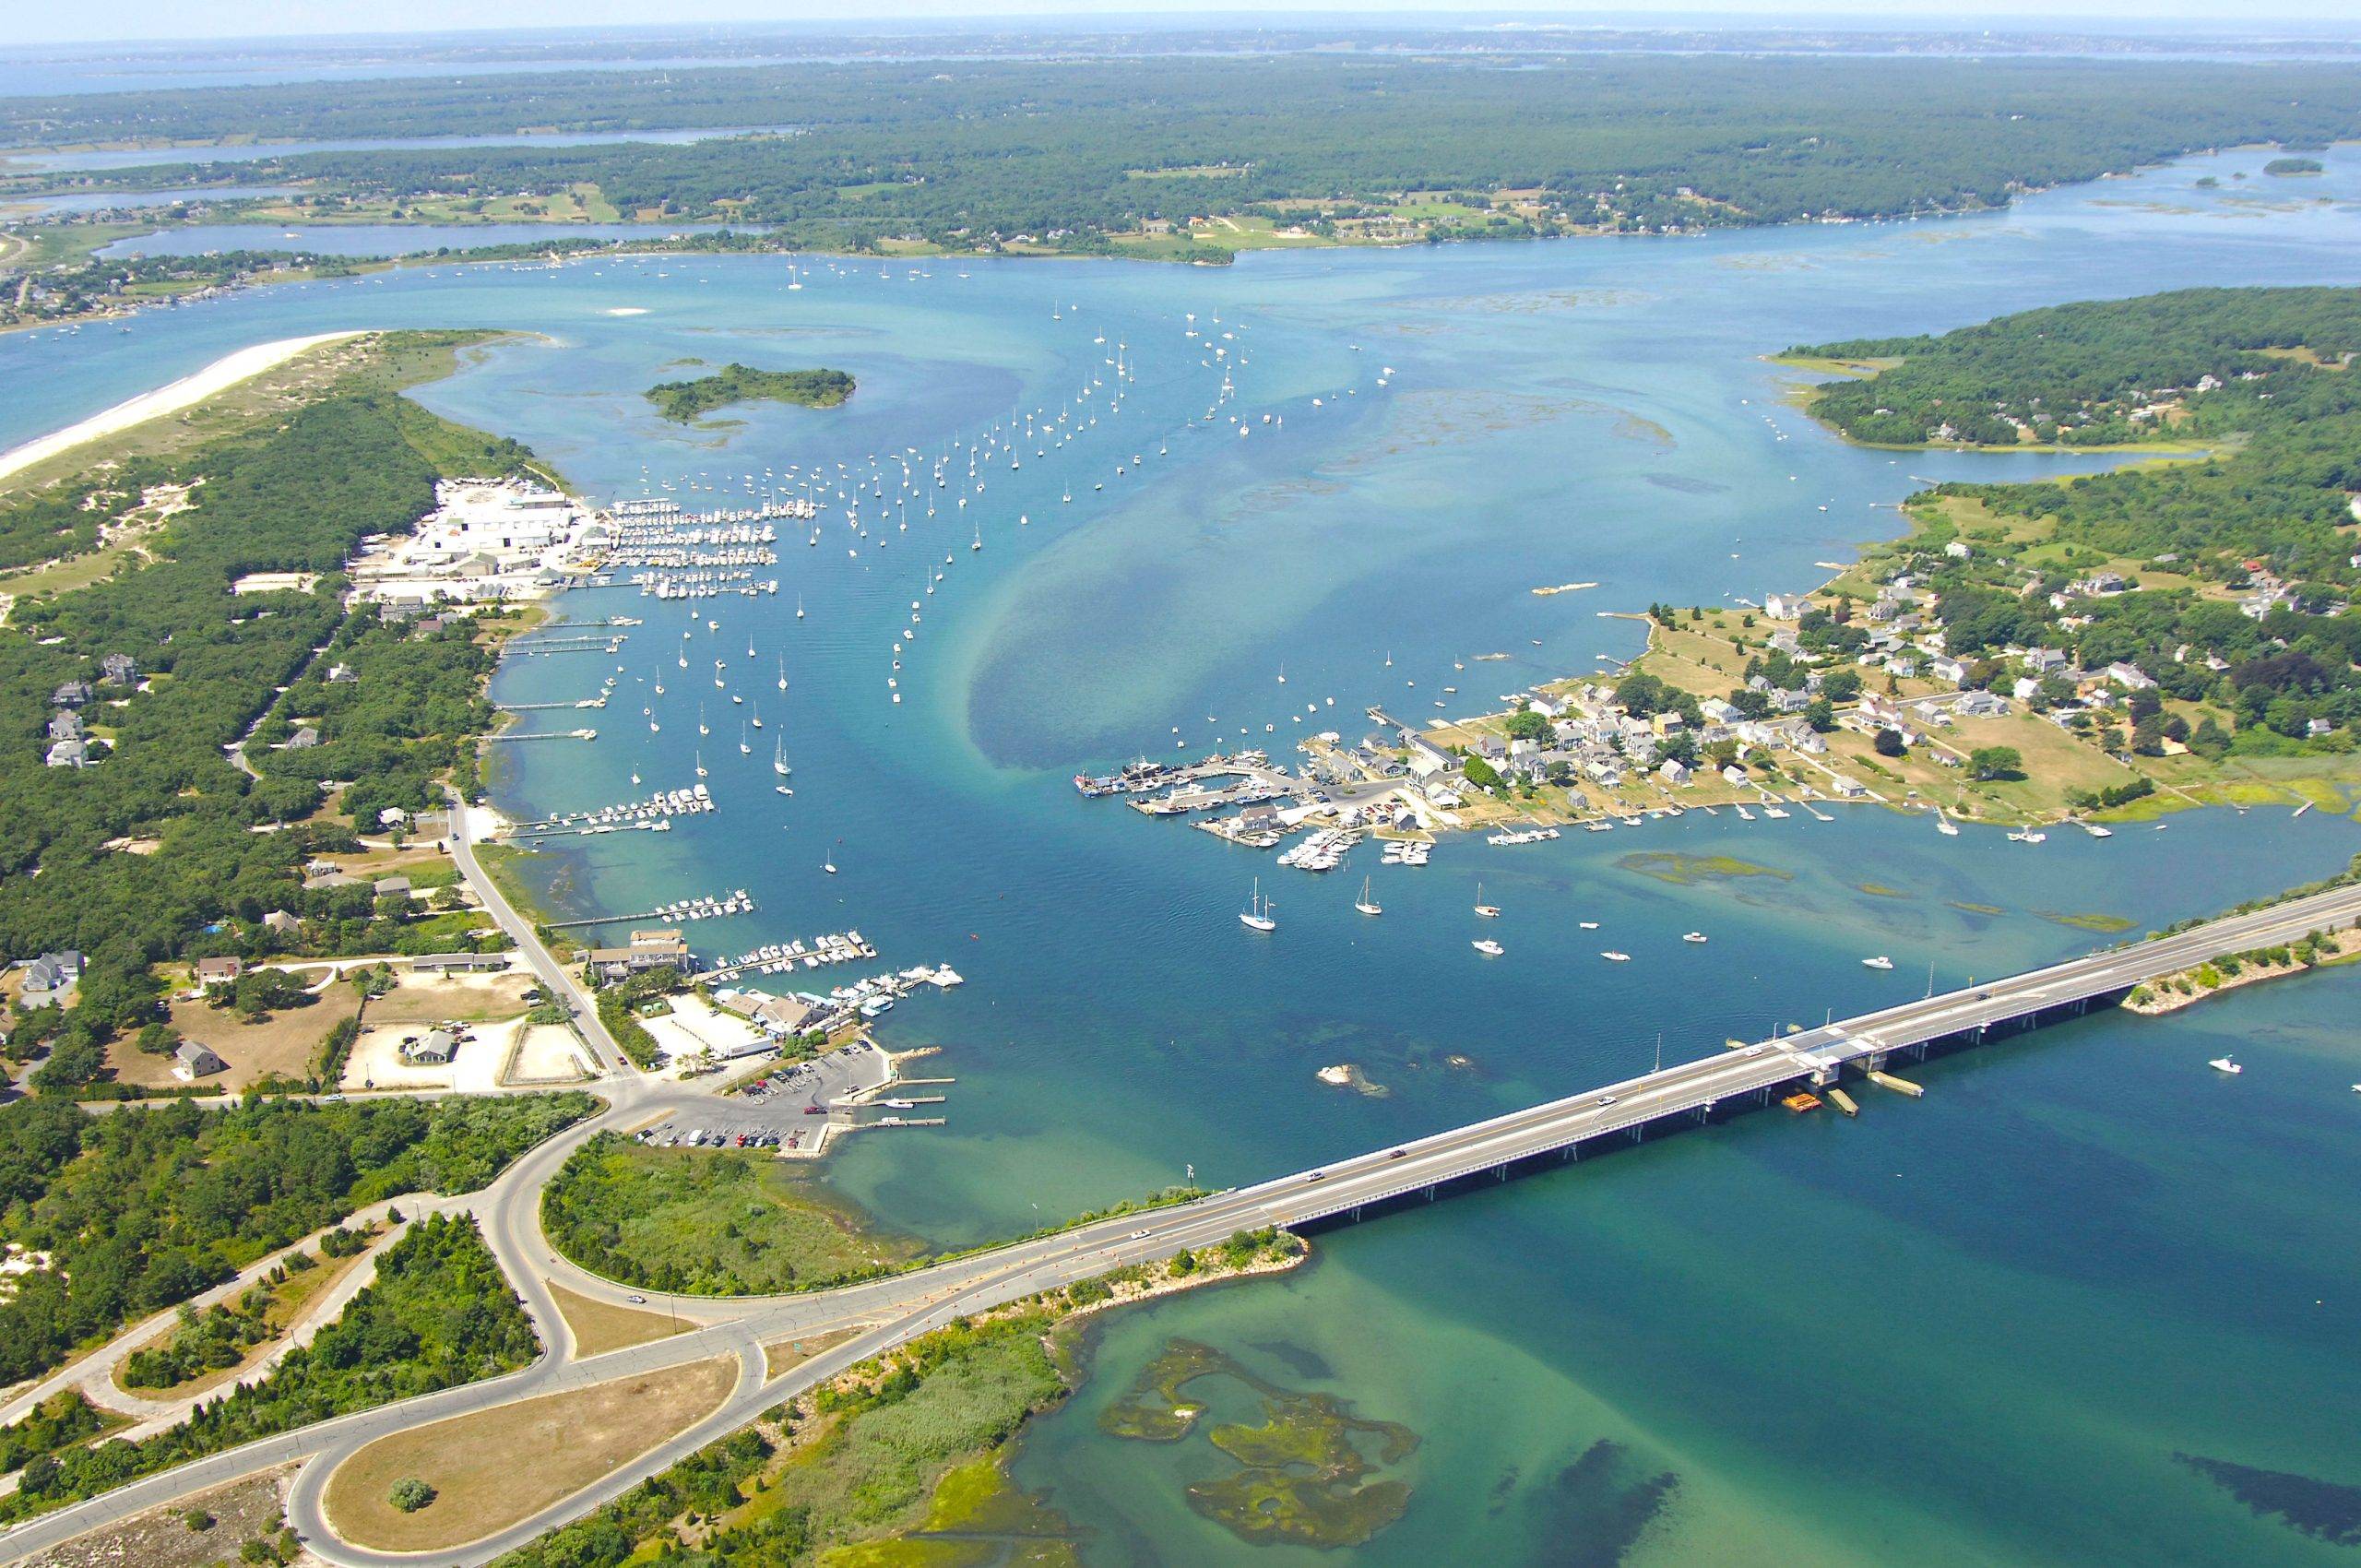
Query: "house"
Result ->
[[2012, 676, 2042, 703], [44, 739, 89, 769], [1956, 691, 2010, 719], [99, 653, 137, 686], [1763, 592, 1808, 621], [410, 952, 510, 974], [1942, 540, 1971, 560], [1406, 736, 1454, 780], [172, 1042, 228, 1081], [1720, 764, 1749, 786], [326, 662, 357, 683], [2024, 647, 2069, 673], [588, 929, 691, 979], [286, 726, 320, 750], [378, 807, 410, 828], [51, 680, 91, 707], [262, 910, 302, 935], [1659, 757, 1693, 786], [303, 870, 366, 890], [194, 956, 245, 986], [46, 711, 82, 742], [1525, 692, 1568, 719], [19, 950, 84, 1007], [373, 876, 412, 900], [1699, 698, 1741, 725], [1930, 656, 1968, 685], [1830, 776, 1869, 799], [753, 995, 817, 1036], [402, 1028, 458, 1064], [1469, 736, 1508, 762], [2105, 661, 2157, 692]]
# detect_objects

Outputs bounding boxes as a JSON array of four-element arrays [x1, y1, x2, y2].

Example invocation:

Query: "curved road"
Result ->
[[6, 879, 2357, 1565]]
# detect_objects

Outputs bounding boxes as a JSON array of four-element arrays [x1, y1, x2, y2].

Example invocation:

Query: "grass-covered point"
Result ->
[[0, 1091, 591, 1391], [645, 364, 854, 423], [540, 1134, 919, 1294], [0, 1213, 537, 1522], [496, 1228, 1304, 1568]]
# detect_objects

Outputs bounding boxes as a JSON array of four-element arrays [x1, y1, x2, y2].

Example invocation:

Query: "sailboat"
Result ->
[[1240, 879, 1276, 932], [772, 735, 790, 777], [795, 595, 805, 621], [751, 700, 763, 730], [739, 722, 751, 756], [1474, 883, 1501, 918], [777, 656, 788, 690], [1355, 876, 1382, 917], [694, 749, 708, 778], [1936, 808, 1959, 837]]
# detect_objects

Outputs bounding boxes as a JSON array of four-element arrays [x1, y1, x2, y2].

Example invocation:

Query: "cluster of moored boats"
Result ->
[[1486, 826, 1561, 847], [1278, 827, 1361, 872], [512, 782, 713, 837], [654, 890, 753, 921], [707, 929, 880, 978]]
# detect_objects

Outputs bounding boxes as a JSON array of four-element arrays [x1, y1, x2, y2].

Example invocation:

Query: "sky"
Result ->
[[6, 2, 2359, 49]]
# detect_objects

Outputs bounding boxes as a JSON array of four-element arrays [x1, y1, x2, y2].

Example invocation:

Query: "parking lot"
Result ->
[[635, 1039, 896, 1158]]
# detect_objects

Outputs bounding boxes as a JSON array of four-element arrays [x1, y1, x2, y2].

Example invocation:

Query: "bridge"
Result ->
[[5, 878, 2355, 1566]]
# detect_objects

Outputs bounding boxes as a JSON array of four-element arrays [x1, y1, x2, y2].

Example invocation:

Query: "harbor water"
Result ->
[[2, 141, 2358, 1565]]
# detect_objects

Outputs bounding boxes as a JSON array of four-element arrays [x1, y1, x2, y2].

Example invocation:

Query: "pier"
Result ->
[[544, 890, 756, 931], [487, 728, 599, 743]]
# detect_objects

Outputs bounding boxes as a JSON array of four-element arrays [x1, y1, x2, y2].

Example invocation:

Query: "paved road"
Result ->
[[8, 880, 2356, 1565]]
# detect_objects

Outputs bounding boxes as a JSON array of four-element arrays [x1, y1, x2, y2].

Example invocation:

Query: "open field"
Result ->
[[548, 1283, 698, 1360], [109, 981, 362, 1090], [19, 1464, 296, 1568], [364, 968, 534, 1026], [321, 1356, 736, 1552]]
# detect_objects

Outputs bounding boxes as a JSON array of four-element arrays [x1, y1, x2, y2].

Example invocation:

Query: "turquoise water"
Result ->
[[3, 142, 2360, 1564]]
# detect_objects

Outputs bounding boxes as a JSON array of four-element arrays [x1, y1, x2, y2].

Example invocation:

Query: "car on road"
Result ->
[[1387, 1148, 1408, 1159], [1129, 1229, 1151, 1240], [1306, 1170, 1326, 1182], [1596, 1095, 1618, 1107], [626, 1294, 647, 1304]]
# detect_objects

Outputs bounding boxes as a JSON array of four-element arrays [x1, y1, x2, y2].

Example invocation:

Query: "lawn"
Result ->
[[115, 982, 363, 1090], [549, 1282, 697, 1360], [321, 1355, 736, 1552], [540, 1140, 922, 1295]]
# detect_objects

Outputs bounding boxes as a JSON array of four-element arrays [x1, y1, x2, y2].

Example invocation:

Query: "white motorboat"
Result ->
[[1472, 938, 1503, 956], [1862, 955, 1894, 970], [2208, 1056, 2241, 1075]]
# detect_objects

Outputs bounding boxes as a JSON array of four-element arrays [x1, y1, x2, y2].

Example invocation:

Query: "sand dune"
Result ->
[[0, 330, 366, 484]]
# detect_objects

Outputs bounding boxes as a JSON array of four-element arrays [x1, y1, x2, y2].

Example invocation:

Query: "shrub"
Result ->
[[389, 1477, 436, 1512]]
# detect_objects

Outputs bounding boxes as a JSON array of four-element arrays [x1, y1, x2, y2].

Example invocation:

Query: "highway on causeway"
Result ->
[[6, 878, 2357, 1565]]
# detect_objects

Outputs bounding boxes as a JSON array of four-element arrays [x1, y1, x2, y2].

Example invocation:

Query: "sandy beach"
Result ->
[[0, 330, 365, 484]]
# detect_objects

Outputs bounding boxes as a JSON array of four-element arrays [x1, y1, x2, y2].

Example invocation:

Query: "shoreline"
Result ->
[[0, 330, 365, 483]]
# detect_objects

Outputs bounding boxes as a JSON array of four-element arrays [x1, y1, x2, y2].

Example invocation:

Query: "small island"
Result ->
[[645, 363, 855, 423], [2263, 156, 2325, 176]]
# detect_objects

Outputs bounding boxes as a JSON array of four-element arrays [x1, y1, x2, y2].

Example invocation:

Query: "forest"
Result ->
[[13, 55, 2361, 255], [0, 1214, 538, 1520], [0, 1092, 592, 1391], [646, 364, 855, 422], [1794, 288, 2361, 750], [0, 335, 540, 1097]]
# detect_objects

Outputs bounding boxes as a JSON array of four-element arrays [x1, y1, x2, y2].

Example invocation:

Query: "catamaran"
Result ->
[[1355, 876, 1382, 917]]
